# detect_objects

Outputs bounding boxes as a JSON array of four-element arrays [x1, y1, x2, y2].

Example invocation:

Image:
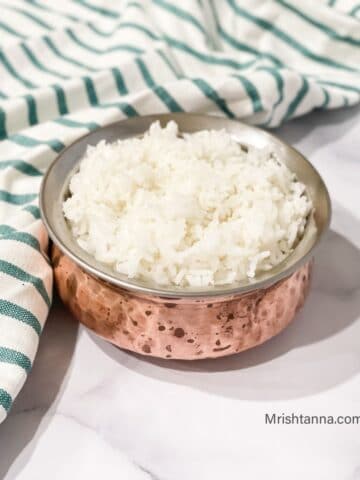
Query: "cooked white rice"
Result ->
[[63, 121, 313, 288]]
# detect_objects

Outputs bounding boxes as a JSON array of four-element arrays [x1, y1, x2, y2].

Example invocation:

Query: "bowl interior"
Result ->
[[40, 113, 331, 298]]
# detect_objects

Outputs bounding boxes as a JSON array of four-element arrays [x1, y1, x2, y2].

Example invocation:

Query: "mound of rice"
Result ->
[[63, 121, 313, 288]]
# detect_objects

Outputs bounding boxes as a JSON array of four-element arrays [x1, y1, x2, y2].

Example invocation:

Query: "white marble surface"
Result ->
[[0, 106, 359, 480]]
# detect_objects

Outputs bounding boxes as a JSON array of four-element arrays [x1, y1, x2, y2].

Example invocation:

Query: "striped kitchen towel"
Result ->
[[0, 0, 359, 423]]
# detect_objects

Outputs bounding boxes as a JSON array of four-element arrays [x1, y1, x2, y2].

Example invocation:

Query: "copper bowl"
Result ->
[[40, 114, 331, 360]]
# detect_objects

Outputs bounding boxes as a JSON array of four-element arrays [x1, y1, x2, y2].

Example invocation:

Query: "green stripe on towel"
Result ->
[[0, 347, 32, 373], [0, 299, 42, 335], [0, 191, 37, 205], [0, 389, 12, 412], [0, 261, 51, 307], [0, 160, 42, 176], [22, 205, 41, 219]]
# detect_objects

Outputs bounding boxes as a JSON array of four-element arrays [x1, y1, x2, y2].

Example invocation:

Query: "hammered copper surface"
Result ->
[[52, 245, 312, 360]]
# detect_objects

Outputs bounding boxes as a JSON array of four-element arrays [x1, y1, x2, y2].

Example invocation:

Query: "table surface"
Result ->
[[0, 106, 359, 480]]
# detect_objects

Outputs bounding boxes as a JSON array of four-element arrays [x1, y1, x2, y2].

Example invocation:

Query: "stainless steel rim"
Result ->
[[40, 113, 331, 298]]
